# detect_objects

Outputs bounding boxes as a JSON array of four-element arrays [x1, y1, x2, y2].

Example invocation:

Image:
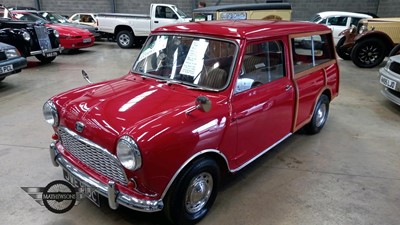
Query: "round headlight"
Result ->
[[117, 136, 142, 171], [43, 100, 59, 126], [53, 29, 59, 38], [5, 48, 20, 58], [22, 31, 31, 41]]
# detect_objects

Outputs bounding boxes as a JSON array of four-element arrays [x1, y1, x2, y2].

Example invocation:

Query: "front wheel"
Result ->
[[335, 37, 351, 60], [35, 55, 56, 64], [116, 30, 134, 49], [305, 94, 330, 134], [164, 158, 220, 225], [350, 38, 386, 68]]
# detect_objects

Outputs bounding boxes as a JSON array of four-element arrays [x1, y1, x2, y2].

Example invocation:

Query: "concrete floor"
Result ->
[[1, 41, 399, 225]]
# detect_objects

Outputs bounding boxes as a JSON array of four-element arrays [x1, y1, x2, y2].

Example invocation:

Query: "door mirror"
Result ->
[[186, 96, 212, 114]]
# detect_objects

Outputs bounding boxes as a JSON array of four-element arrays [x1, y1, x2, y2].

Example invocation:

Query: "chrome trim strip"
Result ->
[[107, 181, 119, 209], [231, 133, 292, 172], [160, 133, 291, 199], [49, 141, 59, 167], [30, 46, 64, 56], [50, 142, 164, 212]]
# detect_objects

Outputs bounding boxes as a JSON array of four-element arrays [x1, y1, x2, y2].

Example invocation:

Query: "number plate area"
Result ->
[[83, 38, 92, 43], [63, 170, 100, 207], [45, 52, 58, 57], [0, 64, 13, 74], [380, 76, 397, 90]]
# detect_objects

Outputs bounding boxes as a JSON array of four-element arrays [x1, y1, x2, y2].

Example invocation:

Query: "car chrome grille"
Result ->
[[34, 26, 52, 50], [389, 61, 400, 74], [58, 126, 128, 185]]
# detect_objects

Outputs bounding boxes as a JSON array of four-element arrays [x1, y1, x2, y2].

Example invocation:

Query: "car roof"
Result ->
[[153, 20, 330, 40], [316, 11, 373, 19]]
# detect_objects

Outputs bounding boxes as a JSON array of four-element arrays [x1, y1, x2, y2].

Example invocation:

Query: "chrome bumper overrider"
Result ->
[[49, 141, 164, 212]]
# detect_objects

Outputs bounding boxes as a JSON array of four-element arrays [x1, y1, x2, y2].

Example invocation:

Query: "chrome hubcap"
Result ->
[[119, 34, 130, 46], [316, 103, 327, 127], [185, 172, 213, 214]]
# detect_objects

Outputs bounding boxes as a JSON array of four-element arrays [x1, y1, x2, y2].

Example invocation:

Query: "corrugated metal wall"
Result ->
[[1, 0, 398, 20]]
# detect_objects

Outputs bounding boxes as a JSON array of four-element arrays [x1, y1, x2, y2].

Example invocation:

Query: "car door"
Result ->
[[231, 39, 295, 167]]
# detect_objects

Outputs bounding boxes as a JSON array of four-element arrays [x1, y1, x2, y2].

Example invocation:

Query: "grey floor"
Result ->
[[1, 41, 399, 225]]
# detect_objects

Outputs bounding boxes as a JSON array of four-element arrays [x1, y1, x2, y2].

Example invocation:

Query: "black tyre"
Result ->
[[389, 44, 400, 56], [164, 158, 220, 225], [335, 37, 351, 60], [305, 94, 330, 134], [35, 55, 56, 64], [350, 38, 386, 68], [116, 30, 134, 49]]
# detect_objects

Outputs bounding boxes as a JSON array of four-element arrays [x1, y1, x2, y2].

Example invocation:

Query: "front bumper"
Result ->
[[30, 45, 64, 56], [379, 67, 400, 106], [0, 56, 27, 78], [49, 141, 164, 212]]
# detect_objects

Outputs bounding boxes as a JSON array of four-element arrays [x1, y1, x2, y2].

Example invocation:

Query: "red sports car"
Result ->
[[12, 11, 95, 51]]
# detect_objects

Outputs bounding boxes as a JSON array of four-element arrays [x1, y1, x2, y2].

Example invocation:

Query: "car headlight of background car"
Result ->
[[53, 29, 59, 38], [43, 100, 59, 127], [5, 48, 20, 58], [117, 136, 142, 171], [22, 31, 31, 41]]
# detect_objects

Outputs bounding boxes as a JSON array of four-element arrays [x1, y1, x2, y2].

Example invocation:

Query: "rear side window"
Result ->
[[291, 33, 335, 73]]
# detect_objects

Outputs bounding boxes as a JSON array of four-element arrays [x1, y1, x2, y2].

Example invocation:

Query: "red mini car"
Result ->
[[44, 20, 339, 224], [12, 11, 94, 51]]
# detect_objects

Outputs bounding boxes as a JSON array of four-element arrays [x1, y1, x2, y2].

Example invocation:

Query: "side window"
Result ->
[[236, 40, 285, 93], [328, 16, 348, 26], [350, 17, 362, 26], [156, 6, 177, 19], [70, 14, 79, 21], [292, 33, 335, 73]]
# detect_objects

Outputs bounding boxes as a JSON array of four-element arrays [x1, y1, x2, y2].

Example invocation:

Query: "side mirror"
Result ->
[[82, 70, 92, 84], [186, 96, 212, 114]]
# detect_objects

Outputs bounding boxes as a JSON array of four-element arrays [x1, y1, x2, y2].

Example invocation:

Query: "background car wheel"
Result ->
[[389, 44, 400, 56], [336, 37, 351, 60], [350, 38, 386, 68], [164, 158, 220, 225], [116, 30, 134, 49], [305, 94, 330, 134], [35, 55, 56, 64]]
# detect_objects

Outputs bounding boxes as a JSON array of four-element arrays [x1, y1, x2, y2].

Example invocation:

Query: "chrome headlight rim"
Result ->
[[22, 31, 31, 41], [53, 29, 59, 38], [117, 136, 142, 171], [43, 100, 59, 127]]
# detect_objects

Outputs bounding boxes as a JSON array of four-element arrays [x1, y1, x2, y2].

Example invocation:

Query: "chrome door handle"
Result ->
[[285, 85, 292, 91]]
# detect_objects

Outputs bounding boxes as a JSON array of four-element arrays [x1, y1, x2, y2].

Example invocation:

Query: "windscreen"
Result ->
[[133, 35, 237, 90]]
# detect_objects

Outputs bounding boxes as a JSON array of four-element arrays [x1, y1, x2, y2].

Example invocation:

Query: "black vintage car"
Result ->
[[0, 6, 62, 63], [0, 42, 27, 82]]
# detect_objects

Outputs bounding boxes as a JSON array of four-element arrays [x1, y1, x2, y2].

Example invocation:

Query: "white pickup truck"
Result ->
[[97, 3, 191, 48]]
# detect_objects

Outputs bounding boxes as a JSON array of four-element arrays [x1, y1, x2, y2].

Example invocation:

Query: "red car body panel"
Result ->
[[46, 20, 339, 212], [47, 23, 94, 50]]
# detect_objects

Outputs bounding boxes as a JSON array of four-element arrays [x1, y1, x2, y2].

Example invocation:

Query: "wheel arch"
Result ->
[[160, 149, 229, 200], [114, 25, 134, 36], [355, 32, 395, 55]]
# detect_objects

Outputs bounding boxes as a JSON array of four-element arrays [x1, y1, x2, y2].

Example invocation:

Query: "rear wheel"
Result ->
[[335, 37, 351, 60], [116, 30, 134, 48], [305, 94, 330, 134], [351, 38, 386, 68], [35, 55, 57, 64], [164, 158, 220, 225]]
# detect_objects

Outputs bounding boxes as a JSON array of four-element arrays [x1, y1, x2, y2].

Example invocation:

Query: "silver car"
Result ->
[[379, 55, 400, 105]]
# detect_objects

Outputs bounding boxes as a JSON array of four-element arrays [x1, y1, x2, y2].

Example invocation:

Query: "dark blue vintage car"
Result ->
[[0, 42, 27, 82]]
